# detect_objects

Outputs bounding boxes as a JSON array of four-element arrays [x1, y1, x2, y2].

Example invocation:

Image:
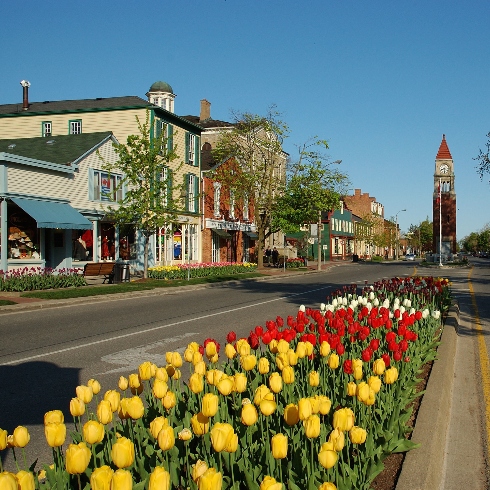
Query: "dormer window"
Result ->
[[69, 120, 82, 135], [42, 121, 52, 137]]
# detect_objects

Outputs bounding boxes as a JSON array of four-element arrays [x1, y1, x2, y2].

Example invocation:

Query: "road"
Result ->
[[1, 259, 488, 476]]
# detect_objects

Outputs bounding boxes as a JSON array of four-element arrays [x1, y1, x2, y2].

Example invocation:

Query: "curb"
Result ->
[[395, 303, 460, 490]]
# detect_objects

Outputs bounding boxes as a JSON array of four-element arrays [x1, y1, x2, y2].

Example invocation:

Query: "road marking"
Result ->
[[0, 284, 331, 366], [468, 266, 490, 449]]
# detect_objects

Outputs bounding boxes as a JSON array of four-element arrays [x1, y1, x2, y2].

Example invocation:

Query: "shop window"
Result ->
[[7, 202, 40, 259], [119, 223, 137, 260]]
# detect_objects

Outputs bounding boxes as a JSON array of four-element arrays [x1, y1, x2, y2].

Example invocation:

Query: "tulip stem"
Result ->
[[77, 474, 82, 490]]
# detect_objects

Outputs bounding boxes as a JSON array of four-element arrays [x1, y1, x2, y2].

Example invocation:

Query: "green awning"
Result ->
[[246, 232, 259, 239], [12, 197, 92, 230], [213, 229, 232, 239]]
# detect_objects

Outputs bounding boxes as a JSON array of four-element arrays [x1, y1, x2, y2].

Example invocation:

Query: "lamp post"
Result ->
[[394, 209, 406, 260]]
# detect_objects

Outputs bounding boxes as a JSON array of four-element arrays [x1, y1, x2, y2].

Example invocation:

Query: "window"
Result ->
[[90, 169, 123, 202], [186, 174, 198, 213], [69, 120, 82, 134], [185, 133, 200, 167], [42, 121, 52, 137], [229, 189, 235, 219], [156, 120, 173, 154], [213, 182, 221, 217], [158, 166, 172, 206], [243, 194, 249, 220]]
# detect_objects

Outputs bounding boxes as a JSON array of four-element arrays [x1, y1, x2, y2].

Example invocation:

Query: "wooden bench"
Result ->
[[83, 262, 116, 284]]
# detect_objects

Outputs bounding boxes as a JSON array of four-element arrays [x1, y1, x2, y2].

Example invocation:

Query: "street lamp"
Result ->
[[394, 209, 406, 260]]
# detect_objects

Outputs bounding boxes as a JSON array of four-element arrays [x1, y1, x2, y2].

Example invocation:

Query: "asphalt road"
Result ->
[[0, 260, 446, 472]]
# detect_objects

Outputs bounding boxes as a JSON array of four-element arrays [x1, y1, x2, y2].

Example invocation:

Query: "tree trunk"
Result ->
[[143, 234, 150, 279]]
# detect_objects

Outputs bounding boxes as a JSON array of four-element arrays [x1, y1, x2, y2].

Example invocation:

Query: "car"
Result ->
[[405, 253, 416, 261]]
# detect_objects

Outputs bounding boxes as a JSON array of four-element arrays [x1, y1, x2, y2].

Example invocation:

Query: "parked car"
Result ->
[[405, 253, 416, 261]]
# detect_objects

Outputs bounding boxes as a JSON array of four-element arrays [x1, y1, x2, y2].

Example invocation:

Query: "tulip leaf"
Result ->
[[390, 438, 420, 453], [243, 469, 261, 490], [169, 459, 180, 486], [133, 480, 147, 490], [287, 480, 302, 490]]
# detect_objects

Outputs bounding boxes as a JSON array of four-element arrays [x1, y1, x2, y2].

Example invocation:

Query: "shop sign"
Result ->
[[205, 218, 256, 232]]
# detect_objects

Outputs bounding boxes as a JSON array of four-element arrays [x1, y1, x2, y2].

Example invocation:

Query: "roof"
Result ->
[[181, 114, 233, 129], [148, 81, 174, 94], [436, 134, 452, 160], [0, 132, 114, 166]]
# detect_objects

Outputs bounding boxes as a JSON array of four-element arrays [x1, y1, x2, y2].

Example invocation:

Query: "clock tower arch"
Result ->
[[433, 134, 457, 255]]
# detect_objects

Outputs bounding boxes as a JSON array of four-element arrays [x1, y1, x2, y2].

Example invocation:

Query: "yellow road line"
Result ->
[[468, 266, 490, 448]]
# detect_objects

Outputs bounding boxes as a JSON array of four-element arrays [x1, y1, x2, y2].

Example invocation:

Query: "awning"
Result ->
[[12, 197, 92, 230], [246, 231, 259, 239], [213, 229, 232, 239]]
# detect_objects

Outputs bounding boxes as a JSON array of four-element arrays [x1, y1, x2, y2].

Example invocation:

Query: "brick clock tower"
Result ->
[[433, 134, 457, 254]]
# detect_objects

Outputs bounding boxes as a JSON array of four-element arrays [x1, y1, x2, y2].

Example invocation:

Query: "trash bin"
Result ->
[[113, 262, 130, 283], [353, 254, 359, 262]]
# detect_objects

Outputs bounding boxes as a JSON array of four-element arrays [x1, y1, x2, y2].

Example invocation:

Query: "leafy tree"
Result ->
[[406, 218, 433, 254], [475, 131, 490, 183], [211, 107, 288, 268], [99, 111, 182, 278]]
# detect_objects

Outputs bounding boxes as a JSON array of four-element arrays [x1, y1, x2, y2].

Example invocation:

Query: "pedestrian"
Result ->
[[272, 247, 279, 268], [265, 247, 272, 266]]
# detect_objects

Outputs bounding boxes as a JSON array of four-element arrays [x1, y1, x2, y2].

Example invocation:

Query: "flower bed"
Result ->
[[148, 262, 257, 280], [285, 258, 306, 268], [0, 267, 86, 292], [0, 276, 450, 490]]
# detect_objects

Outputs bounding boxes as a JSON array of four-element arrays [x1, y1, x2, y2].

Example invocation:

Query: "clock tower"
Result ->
[[433, 134, 457, 255]]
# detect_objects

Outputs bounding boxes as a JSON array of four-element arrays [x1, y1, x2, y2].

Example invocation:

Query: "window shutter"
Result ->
[[194, 174, 199, 212], [88, 168, 94, 200], [194, 136, 200, 167], [168, 125, 173, 152], [185, 173, 190, 211], [156, 120, 162, 139], [167, 168, 173, 205], [185, 132, 190, 164]]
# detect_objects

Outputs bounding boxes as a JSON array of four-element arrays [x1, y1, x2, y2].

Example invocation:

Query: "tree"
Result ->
[[211, 107, 288, 269], [406, 218, 433, 255], [475, 132, 490, 183], [99, 111, 182, 278]]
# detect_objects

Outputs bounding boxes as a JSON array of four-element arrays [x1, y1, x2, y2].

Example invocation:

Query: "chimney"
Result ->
[[200, 99, 211, 122], [20, 80, 31, 111]]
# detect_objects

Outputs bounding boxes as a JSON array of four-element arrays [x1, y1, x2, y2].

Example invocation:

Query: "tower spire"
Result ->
[[436, 134, 452, 159]]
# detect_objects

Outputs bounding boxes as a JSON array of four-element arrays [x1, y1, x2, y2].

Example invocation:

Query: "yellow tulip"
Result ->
[[282, 365, 295, 384], [271, 433, 288, 459], [352, 358, 363, 371], [260, 399, 277, 416], [128, 374, 143, 395], [70, 397, 86, 416], [277, 339, 289, 354], [269, 372, 283, 393], [191, 412, 210, 436], [356, 382, 370, 403], [138, 361, 153, 381], [296, 341, 307, 358], [170, 352, 183, 368], [320, 341, 331, 357], [66, 442, 91, 474], [210, 423, 234, 452], [333, 408, 355, 432], [225, 432, 238, 453], [104, 390, 121, 412], [90, 466, 113, 490], [194, 360, 207, 376], [178, 428, 192, 442], [254, 384, 271, 405], [309, 371, 320, 387], [97, 400, 113, 425], [217, 376, 234, 396], [192, 460, 208, 482], [268, 339, 279, 354], [287, 349, 298, 366], [118, 376, 129, 391], [111, 437, 135, 469], [192, 351, 204, 366], [298, 398, 312, 421], [234, 373, 247, 393], [157, 425, 175, 451], [258, 357, 270, 374], [372, 358, 386, 375], [162, 391, 177, 410], [87, 378, 101, 395], [126, 396, 144, 420], [198, 467, 222, 490], [0, 429, 7, 450], [236, 339, 251, 356], [152, 379, 168, 399], [0, 472, 18, 490], [148, 467, 170, 490], [12, 426, 30, 448], [304, 414, 321, 438], [349, 426, 367, 444], [205, 341, 218, 358], [225, 343, 237, 359], [309, 395, 321, 414], [283, 403, 299, 426], [165, 364, 175, 379], [317, 395, 332, 415], [304, 341, 314, 356], [275, 353, 289, 371], [328, 428, 345, 451], [206, 369, 223, 386], [155, 367, 169, 381], [260, 475, 283, 490], [44, 410, 64, 425], [210, 353, 220, 364], [83, 420, 105, 444], [318, 445, 338, 469], [118, 398, 130, 420], [16, 470, 35, 490], [368, 375, 382, 393], [241, 404, 258, 426], [241, 354, 257, 371], [112, 469, 133, 490], [202, 393, 219, 417], [384, 367, 399, 384], [184, 347, 195, 362], [347, 381, 357, 396], [353, 366, 363, 380], [187, 341, 200, 353], [328, 353, 340, 369], [44, 423, 66, 447], [76, 385, 93, 404], [319, 483, 337, 490], [189, 373, 204, 394], [149, 417, 168, 439]]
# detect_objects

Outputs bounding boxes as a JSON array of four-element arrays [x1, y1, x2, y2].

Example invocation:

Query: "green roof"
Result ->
[[148, 81, 174, 94], [0, 132, 114, 166]]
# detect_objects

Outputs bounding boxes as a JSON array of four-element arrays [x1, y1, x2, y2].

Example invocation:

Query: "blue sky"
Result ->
[[2, 0, 489, 240]]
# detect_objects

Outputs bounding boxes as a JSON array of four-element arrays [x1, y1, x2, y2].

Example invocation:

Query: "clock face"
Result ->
[[440, 164, 449, 174]]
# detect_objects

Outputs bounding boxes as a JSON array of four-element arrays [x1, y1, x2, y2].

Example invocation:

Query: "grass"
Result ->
[[0, 299, 17, 306], [19, 272, 264, 300]]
